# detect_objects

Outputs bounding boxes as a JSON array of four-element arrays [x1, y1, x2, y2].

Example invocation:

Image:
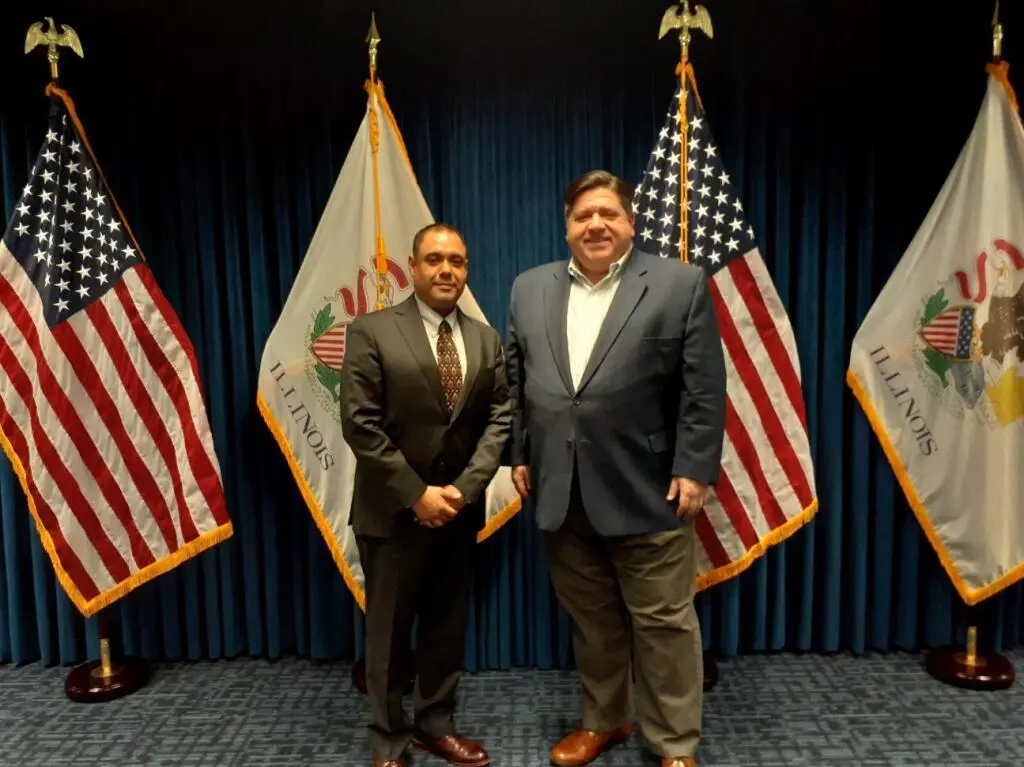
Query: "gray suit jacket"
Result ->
[[340, 295, 512, 537], [506, 249, 727, 535]]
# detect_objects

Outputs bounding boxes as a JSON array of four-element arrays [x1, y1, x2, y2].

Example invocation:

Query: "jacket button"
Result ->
[[573, 397, 581, 406]]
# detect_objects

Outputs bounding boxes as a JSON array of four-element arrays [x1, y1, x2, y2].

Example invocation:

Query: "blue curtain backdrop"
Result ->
[[0, 0, 1022, 667]]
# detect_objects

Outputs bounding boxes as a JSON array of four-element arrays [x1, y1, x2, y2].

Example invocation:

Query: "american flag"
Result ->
[[633, 65, 818, 588], [0, 87, 232, 617]]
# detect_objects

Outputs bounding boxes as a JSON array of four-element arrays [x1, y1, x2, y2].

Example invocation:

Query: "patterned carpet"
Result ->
[[0, 651, 1021, 766]]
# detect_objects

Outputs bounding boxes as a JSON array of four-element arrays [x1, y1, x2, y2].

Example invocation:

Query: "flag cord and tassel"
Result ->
[[677, 57, 689, 263]]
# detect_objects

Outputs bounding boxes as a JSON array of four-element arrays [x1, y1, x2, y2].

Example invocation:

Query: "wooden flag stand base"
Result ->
[[925, 625, 1015, 691], [703, 652, 718, 691], [65, 613, 151, 702], [350, 652, 721, 693]]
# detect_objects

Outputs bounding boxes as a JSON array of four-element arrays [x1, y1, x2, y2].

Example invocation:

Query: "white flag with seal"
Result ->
[[256, 78, 520, 608], [847, 63, 1024, 605]]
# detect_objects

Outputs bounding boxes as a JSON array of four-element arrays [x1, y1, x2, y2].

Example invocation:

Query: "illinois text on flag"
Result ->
[[256, 78, 518, 609], [0, 87, 232, 617], [848, 62, 1024, 605], [632, 64, 818, 590]]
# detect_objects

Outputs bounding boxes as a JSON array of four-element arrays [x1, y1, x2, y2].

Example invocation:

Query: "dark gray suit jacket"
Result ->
[[506, 249, 727, 536], [339, 295, 512, 537]]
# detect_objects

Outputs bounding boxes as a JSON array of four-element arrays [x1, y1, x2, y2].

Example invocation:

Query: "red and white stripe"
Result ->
[[920, 311, 961, 356], [696, 247, 817, 574], [0, 244, 230, 604]]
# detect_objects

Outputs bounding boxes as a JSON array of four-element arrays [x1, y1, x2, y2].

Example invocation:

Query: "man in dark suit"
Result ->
[[340, 223, 511, 767], [505, 170, 727, 767]]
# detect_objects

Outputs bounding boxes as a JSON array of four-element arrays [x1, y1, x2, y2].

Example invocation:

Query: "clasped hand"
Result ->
[[413, 485, 464, 528]]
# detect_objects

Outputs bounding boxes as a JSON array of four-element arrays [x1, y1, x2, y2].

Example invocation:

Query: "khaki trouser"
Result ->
[[542, 478, 703, 758]]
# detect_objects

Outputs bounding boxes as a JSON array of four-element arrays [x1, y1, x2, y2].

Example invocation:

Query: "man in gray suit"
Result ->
[[340, 223, 511, 767], [505, 170, 726, 767]]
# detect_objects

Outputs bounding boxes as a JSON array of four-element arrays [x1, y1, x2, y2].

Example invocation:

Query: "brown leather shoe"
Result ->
[[662, 758, 698, 767], [412, 733, 491, 766], [371, 756, 405, 767], [550, 724, 633, 766]]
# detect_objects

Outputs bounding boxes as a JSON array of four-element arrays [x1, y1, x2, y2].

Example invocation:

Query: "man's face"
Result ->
[[565, 187, 635, 272], [408, 229, 468, 313]]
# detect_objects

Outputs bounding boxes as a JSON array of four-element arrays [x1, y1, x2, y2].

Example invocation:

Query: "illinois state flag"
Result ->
[[256, 77, 519, 609], [0, 86, 232, 617], [848, 62, 1024, 605]]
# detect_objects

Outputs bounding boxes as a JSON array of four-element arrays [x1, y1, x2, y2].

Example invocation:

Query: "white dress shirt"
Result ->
[[415, 295, 468, 384], [566, 247, 632, 390]]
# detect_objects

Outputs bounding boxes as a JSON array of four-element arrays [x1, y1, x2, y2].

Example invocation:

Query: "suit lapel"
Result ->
[[393, 297, 448, 415], [545, 269, 575, 395], [575, 256, 648, 394], [450, 312, 482, 422]]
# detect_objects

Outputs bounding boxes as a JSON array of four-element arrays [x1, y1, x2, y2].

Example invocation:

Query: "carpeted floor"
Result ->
[[0, 651, 1020, 766]]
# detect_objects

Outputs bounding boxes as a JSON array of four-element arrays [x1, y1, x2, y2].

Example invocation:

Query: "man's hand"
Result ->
[[512, 465, 531, 498], [441, 485, 465, 512], [667, 477, 708, 521], [413, 486, 459, 528]]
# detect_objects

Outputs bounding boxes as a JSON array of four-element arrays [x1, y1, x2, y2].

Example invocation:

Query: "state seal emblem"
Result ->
[[913, 238, 1024, 428], [304, 260, 410, 419]]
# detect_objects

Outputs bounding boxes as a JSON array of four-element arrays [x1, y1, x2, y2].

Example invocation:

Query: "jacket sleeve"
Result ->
[[452, 332, 513, 504], [339, 318, 427, 509], [673, 269, 727, 485]]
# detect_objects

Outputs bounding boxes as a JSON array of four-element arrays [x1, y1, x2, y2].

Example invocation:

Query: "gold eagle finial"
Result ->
[[25, 17, 84, 81], [659, 2, 713, 61]]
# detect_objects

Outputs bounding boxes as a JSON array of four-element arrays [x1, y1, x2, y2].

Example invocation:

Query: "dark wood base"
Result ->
[[924, 645, 1015, 690], [703, 651, 718, 691], [350, 653, 720, 693], [351, 656, 368, 693], [65, 656, 151, 702]]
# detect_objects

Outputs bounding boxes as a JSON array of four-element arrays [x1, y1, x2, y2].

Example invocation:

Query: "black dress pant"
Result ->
[[356, 519, 475, 759]]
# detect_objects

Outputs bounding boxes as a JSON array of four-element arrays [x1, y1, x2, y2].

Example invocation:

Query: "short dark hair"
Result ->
[[412, 222, 467, 259], [563, 170, 633, 219]]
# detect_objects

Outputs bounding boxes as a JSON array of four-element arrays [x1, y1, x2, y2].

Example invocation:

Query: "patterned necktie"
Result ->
[[437, 318, 462, 415]]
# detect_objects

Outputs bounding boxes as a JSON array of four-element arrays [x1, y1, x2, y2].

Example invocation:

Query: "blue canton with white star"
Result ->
[[632, 78, 757, 275], [2, 95, 141, 328], [956, 307, 975, 358]]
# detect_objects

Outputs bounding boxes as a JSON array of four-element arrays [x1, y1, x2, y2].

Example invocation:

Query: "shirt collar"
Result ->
[[414, 294, 459, 332], [567, 245, 633, 287]]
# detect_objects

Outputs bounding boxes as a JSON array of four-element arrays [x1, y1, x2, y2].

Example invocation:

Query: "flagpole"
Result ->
[[658, 1, 718, 691], [923, 5, 1015, 692], [349, 12, 415, 699], [367, 13, 390, 312], [23, 17, 152, 704], [677, 20, 690, 264]]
